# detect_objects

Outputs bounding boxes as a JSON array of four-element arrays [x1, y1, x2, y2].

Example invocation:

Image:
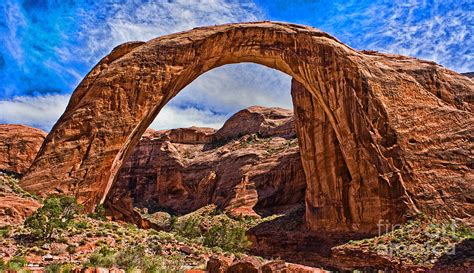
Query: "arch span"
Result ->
[[20, 22, 473, 232]]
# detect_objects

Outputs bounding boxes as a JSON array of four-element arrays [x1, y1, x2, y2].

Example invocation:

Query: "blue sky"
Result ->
[[0, 0, 472, 131]]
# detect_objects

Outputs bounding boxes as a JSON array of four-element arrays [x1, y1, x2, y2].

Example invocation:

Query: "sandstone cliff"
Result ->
[[105, 106, 306, 222]]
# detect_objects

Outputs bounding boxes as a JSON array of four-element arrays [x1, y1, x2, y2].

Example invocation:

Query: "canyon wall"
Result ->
[[106, 106, 306, 221]]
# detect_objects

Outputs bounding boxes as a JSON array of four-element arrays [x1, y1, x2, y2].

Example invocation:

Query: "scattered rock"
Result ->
[[179, 245, 193, 255], [207, 256, 234, 273], [42, 254, 53, 261], [227, 256, 262, 273], [261, 260, 287, 273]]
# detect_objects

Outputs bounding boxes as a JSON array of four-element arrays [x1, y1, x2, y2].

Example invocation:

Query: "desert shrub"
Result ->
[[4, 256, 28, 272], [25, 195, 81, 240], [203, 219, 250, 253], [85, 246, 116, 268], [173, 217, 201, 239], [44, 263, 74, 273], [88, 204, 106, 220], [0, 226, 10, 238], [66, 244, 77, 254], [75, 220, 89, 229], [115, 245, 146, 270], [116, 245, 182, 273]]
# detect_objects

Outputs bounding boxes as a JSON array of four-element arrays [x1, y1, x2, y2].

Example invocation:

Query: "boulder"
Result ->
[[227, 256, 262, 273], [207, 256, 234, 273]]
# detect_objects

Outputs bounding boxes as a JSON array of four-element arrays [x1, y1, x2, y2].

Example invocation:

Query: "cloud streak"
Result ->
[[357, 0, 473, 72], [321, 0, 473, 72], [0, 94, 69, 131]]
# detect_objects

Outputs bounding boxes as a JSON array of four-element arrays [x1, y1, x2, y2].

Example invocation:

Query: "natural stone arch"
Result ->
[[20, 22, 473, 233]]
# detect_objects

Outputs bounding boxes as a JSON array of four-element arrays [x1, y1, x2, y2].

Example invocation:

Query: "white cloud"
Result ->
[[172, 63, 292, 114], [150, 105, 228, 130], [75, 0, 263, 65], [2, 1, 26, 64], [152, 63, 293, 130], [0, 94, 69, 131], [0, 0, 294, 131]]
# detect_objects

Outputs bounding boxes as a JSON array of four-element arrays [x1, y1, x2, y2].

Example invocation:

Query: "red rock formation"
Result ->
[[158, 127, 216, 144], [207, 256, 326, 273], [0, 124, 46, 175], [20, 22, 474, 233], [105, 106, 306, 220], [0, 195, 40, 227], [0, 173, 40, 227], [0, 125, 44, 226], [214, 106, 296, 141]]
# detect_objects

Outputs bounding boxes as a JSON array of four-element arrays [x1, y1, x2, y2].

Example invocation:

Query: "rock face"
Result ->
[[0, 125, 44, 226], [0, 124, 47, 175], [105, 106, 306, 221], [20, 22, 474, 233], [214, 106, 296, 141]]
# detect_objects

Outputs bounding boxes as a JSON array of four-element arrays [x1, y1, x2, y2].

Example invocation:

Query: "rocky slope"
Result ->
[[0, 124, 46, 175], [0, 172, 40, 227], [106, 106, 306, 224]]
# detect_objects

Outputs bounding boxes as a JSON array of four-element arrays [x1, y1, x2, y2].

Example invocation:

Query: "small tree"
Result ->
[[204, 218, 251, 252], [173, 217, 201, 239], [25, 195, 81, 240]]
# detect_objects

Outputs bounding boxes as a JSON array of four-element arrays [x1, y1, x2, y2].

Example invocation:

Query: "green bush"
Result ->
[[85, 245, 182, 273], [85, 246, 116, 268], [44, 263, 74, 273], [25, 195, 81, 240], [75, 220, 89, 229], [66, 245, 77, 254], [88, 204, 106, 220], [172, 217, 201, 239], [3, 256, 28, 272], [203, 219, 250, 253], [0, 226, 10, 238], [116, 245, 182, 273]]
